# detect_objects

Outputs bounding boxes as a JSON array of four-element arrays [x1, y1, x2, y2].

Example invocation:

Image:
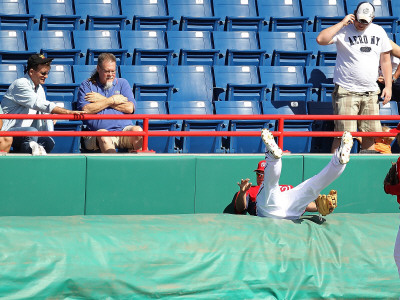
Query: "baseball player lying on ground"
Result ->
[[235, 129, 353, 219]]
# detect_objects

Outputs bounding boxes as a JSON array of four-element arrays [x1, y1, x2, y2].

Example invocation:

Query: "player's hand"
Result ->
[[341, 14, 355, 26], [237, 178, 252, 193], [85, 92, 107, 102], [112, 94, 128, 105], [381, 87, 392, 104]]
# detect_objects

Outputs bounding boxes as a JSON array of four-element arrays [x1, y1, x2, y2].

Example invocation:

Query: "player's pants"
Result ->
[[256, 152, 346, 219], [394, 226, 400, 278]]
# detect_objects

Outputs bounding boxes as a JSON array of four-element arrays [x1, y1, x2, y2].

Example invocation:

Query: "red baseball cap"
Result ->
[[254, 160, 266, 172], [389, 123, 400, 133]]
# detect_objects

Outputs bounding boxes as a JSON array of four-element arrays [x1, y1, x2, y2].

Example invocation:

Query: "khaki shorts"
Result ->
[[84, 125, 137, 150], [332, 84, 382, 132]]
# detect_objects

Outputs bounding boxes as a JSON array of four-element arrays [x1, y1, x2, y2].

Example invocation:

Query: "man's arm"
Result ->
[[380, 51, 393, 104], [109, 100, 134, 114], [316, 14, 355, 45], [391, 40, 400, 58], [82, 93, 129, 114], [51, 106, 85, 115], [305, 201, 318, 212], [235, 179, 252, 213]]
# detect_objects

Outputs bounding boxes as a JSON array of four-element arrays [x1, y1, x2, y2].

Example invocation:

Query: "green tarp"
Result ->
[[0, 213, 398, 299]]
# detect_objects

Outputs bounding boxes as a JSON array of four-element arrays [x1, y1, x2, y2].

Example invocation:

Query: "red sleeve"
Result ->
[[384, 157, 400, 204]]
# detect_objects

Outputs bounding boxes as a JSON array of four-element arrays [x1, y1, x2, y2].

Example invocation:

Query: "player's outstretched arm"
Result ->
[[235, 178, 251, 213]]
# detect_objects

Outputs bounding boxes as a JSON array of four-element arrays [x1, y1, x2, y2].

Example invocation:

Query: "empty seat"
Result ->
[[167, 65, 214, 102], [215, 100, 271, 153], [167, 31, 219, 65], [305, 66, 335, 102], [120, 0, 173, 31], [134, 101, 179, 153], [27, 0, 80, 30], [43, 64, 79, 104], [120, 30, 173, 66], [74, 0, 126, 30], [262, 100, 312, 153], [0, 0, 34, 30], [73, 30, 127, 65], [168, 101, 225, 153], [167, 0, 219, 31], [213, 65, 266, 101], [52, 119, 83, 154], [302, 0, 346, 32], [0, 64, 24, 102], [259, 66, 312, 102], [120, 65, 173, 102], [26, 30, 80, 65], [257, 0, 308, 32], [259, 32, 312, 66], [72, 65, 97, 85], [307, 101, 334, 153], [212, 31, 265, 66], [346, 0, 397, 34], [304, 32, 337, 66], [0, 30, 35, 64], [213, 0, 263, 31], [379, 101, 399, 127]]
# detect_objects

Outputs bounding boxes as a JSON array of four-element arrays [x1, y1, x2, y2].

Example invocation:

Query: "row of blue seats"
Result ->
[[0, 65, 336, 104], [0, 30, 354, 66], [1, 0, 400, 33]]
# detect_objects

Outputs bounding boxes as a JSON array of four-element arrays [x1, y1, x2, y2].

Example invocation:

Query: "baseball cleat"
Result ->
[[261, 128, 282, 159], [337, 131, 353, 164]]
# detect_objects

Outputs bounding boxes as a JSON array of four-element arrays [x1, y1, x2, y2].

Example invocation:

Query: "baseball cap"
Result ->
[[26, 54, 54, 71], [356, 2, 375, 24], [254, 160, 266, 172]]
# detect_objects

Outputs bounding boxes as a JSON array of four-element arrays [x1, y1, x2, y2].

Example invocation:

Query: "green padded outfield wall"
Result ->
[[0, 156, 86, 216]]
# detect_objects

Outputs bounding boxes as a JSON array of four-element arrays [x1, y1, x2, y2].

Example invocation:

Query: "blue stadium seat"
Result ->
[[0, 0, 34, 30], [72, 65, 97, 85], [213, 0, 263, 31], [392, 2, 400, 34], [212, 31, 265, 66], [259, 66, 312, 102], [168, 101, 226, 153], [119, 30, 173, 66], [346, 0, 397, 34], [167, 0, 219, 31], [213, 65, 266, 101], [27, 0, 80, 30], [214, 100, 271, 153], [120, 0, 173, 31], [0, 64, 24, 103], [302, 0, 346, 32], [43, 64, 79, 104], [259, 32, 312, 66], [257, 0, 308, 32], [307, 100, 334, 153], [73, 30, 127, 65], [134, 101, 179, 153], [379, 101, 399, 127], [304, 32, 337, 66], [74, 0, 126, 30], [0, 30, 35, 64], [305, 66, 335, 102], [167, 65, 214, 102], [120, 65, 173, 102], [26, 30, 80, 66], [262, 100, 312, 153], [166, 31, 219, 65]]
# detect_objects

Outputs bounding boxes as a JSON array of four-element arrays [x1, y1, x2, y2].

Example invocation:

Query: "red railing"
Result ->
[[1, 114, 400, 151]]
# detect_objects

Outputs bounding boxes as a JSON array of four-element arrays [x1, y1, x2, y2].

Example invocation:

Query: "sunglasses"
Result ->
[[38, 71, 50, 76], [256, 172, 264, 177]]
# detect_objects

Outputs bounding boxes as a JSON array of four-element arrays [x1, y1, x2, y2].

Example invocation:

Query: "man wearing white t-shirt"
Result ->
[[317, 1, 392, 153]]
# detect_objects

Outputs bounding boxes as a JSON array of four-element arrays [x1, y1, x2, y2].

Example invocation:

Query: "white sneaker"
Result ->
[[29, 141, 47, 156], [261, 128, 282, 159], [337, 131, 353, 164]]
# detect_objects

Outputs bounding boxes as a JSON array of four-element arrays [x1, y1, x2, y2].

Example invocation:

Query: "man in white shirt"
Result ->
[[1, 54, 84, 154], [0, 106, 12, 153], [316, 1, 392, 153]]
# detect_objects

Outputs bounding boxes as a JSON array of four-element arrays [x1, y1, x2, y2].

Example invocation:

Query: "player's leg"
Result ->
[[395, 226, 400, 278], [284, 131, 353, 218], [256, 128, 284, 217]]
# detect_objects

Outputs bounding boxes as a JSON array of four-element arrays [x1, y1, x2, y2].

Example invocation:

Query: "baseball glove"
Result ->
[[383, 163, 399, 186], [315, 190, 337, 216]]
